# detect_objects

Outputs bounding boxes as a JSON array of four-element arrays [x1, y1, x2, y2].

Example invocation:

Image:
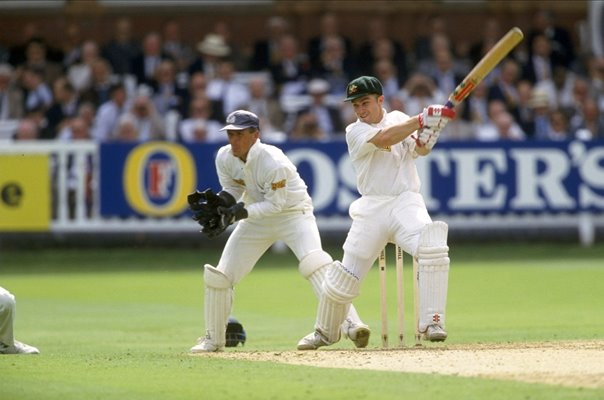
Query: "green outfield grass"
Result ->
[[0, 242, 603, 400]]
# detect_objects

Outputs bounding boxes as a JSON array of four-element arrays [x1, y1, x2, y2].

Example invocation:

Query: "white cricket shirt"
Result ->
[[215, 140, 313, 219], [346, 108, 421, 196]]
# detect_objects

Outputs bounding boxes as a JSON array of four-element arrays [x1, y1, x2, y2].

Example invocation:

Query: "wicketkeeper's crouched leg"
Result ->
[[191, 265, 233, 353], [299, 251, 370, 348], [297, 261, 361, 350]]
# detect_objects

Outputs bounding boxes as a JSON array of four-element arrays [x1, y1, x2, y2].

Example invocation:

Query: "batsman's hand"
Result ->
[[414, 126, 441, 150], [217, 202, 248, 229], [418, 105, 456, 130]]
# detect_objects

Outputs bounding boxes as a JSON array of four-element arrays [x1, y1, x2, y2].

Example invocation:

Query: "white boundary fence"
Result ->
[[0, 141, 601, 245]]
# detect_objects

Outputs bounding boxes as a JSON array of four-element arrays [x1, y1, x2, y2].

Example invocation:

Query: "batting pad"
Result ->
[[204, 264, 233, 348], [298, 250, 333, 298], [315, 261, 360, 343], [417, 222, 450, 332]]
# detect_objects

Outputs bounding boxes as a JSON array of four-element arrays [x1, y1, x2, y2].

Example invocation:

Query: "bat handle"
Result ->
[[444, 100, 454, 109]]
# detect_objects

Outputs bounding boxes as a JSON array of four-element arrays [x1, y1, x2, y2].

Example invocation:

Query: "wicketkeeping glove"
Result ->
[[217, 202, 248, 230], [187, 189, 237, 238]]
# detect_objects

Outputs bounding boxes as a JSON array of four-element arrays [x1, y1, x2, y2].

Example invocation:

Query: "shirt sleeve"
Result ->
[[216, 147, 245, 201], [346, 122, 381, 160], [245, 162, 288, 218]]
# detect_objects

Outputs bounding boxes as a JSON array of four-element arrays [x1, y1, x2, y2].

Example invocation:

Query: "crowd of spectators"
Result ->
[[1, 9, 603, 145]]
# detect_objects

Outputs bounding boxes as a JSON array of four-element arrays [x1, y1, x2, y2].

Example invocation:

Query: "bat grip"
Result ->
[[444, 100, 454, 109]]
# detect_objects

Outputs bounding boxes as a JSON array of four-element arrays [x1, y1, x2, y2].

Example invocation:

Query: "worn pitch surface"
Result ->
[[196, 340, 604, 389]]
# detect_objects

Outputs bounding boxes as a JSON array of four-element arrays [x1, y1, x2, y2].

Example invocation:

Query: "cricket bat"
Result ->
[[445, 27, 524, 108]]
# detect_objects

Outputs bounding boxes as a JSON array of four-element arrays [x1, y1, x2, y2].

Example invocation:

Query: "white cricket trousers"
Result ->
[[342, 191, 432, 281], [217, 210, 323, 284], [0, 287, 16, 346]]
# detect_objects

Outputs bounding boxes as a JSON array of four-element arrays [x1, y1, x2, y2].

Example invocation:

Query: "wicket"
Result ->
[[378, 244, 421, 348]]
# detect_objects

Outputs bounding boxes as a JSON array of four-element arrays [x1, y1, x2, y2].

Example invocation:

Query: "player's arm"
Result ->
[[369, 115, 421, 149], [369, 106, 456, 149]]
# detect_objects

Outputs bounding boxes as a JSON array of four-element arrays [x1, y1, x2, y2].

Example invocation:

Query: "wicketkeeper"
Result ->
[[298, 76, 455, 350], [188, 110, 370, 352]]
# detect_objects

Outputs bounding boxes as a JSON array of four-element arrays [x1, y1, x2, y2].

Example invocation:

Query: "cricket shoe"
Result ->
[[423, 324, 447, 342], [0, 340, 40, 354], [341, 318, 371, 348], [190, 336, 223, 353], [297, 331, 330, 350]]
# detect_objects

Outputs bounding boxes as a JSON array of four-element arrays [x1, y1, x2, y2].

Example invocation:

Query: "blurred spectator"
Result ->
[[373, 59, 400, 102], [250, 16, 291, 71], [476, 101, 525, 141], [534, 65, 577, 112], [357, 16, 408, 83], [528, 87, 553, 140], [112, 113, 139, 142], [464, 80, 490, 127], [515, 80, 537, 137], [131, 32, 172, 88], [469, 17, 502, 66], [487, 58, 522, 119], [60, 116, 91, 141], [206, 58, 250, 121], [61, 23, 84, 69], [307, 13, 354, 73], [180, 71, 208, 118], [571, 98, 604, 140], [243, 75, 286, 139], [413, 15, 448, 67], [528, 9, 575, 69], [311, 36, 356, 96], [125, 94, 165, 141], [161, 19, 194, 74], [92, 82, 128, 142], [8, 22, 41, 66], [269, 34, 311, 97], [178, 96, 223, 143], [585, 55, 604, 105], [398, 72, 446, 116], [42, 77, 80, 139], [290, 112, 328, 142], [546, 109, 571, 140], [189, 34, 231, 80], [291, 78, 344, 139], [12, 118, 39, 140], [151, 59, 187, 117], [522, 34, 557, 84], [20, 38, 63, 85], [0, 64, 24, 120], [67, 40, 102, 93], [426, 48, 465, 99], [101, 17, 141, 76], [20, 66, 53, 113], [212, 20, 248, 71], [57, 102, 96, 140], [79, 58, 115, 108], [477, 110, 526, 141]]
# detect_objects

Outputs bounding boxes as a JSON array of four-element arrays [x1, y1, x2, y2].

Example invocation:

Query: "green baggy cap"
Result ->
[[344, 76, 383, 101]]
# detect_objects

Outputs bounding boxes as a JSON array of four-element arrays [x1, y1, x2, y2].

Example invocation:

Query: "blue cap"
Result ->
[[220, 110, 260, 131]]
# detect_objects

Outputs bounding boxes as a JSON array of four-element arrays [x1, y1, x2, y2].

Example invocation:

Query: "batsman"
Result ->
[[188, 110, 370, 352], [298, 76, 455, 350]]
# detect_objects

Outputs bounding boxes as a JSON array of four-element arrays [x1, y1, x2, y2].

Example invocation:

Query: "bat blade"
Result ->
[[446, 27, 524, 108]]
